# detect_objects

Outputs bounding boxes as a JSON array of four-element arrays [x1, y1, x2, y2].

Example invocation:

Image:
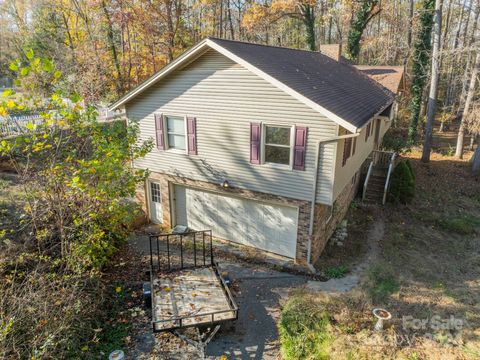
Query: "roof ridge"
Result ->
[[208, 37, 395, 96], [208, 37, 328, 55]]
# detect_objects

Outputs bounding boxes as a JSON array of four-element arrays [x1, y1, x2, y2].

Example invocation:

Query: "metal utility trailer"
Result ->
[[145, 230, 238, 358]]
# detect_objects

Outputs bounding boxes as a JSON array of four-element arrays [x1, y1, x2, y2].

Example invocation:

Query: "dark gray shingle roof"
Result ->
[[209, 38, 394, 129]]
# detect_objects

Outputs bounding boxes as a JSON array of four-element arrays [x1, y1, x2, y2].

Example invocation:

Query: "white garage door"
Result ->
[[174, 186, 298, 258]]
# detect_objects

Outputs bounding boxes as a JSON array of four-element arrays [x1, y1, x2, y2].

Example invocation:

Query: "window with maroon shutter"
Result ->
[[365, 123, 371, 142], [342, 138, 352, 166], [186, 117, 197, 155], [154, 113, 164, 150], [250, 123, 261, 164], [293, 126, 307, 170]]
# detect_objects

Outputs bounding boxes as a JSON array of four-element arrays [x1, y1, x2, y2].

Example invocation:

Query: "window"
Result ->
[[166, 116, 186, 150], [352, 137, 357, 156], [365, 123, 371, 141], [263, 125, 292, 166], [342, 138, 352, 166], [150, 182, 161, 203]]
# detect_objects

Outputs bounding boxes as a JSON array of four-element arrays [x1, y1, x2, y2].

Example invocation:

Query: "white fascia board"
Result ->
[[108, 40, 211, 111], [205, 39, 358, 133]]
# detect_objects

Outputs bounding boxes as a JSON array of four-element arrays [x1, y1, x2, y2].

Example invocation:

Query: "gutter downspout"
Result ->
[[306, 132, 360, 272]]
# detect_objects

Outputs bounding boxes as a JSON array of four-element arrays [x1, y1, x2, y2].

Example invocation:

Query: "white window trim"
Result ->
[[163, 115, 188, 154], [148, 180, 162, 204], [260, 123, 295, 169]]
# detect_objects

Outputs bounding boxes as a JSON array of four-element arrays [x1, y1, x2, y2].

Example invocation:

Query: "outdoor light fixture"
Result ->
[[221, 180, 230, 188]]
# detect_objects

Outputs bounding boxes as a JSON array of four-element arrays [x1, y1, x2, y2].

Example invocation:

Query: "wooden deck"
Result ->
[[152, 267, 236, 331]]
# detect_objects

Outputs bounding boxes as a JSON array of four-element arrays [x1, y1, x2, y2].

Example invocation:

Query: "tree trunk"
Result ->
[[422, 0, 443, 163], [301, 4, 316, 51], [473, 145, 480, 175], [101, 0, 123, 95], [407, 0, 435, 146], [455, 51, 480, 158], [407, 0, 414, 48]]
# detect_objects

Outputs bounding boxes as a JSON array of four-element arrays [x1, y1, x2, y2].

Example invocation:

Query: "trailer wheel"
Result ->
[[143, 282, 152, 308]]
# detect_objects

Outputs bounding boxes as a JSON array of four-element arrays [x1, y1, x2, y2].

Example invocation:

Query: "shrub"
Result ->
[[0, 52, 153, 271], [388, 161, 415, 204], [279, 294, 333, 359], [325, 266, 348, 279], [381, 128, 409, 153], [437, 214, 480, 235]]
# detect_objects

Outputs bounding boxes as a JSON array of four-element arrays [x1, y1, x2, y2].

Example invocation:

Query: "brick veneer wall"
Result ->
[[136, 172, 312, 264], [310, 169, 362, 263]]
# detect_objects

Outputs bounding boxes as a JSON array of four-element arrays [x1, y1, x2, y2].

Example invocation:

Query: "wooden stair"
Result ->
[[363, 168, 388, 204]]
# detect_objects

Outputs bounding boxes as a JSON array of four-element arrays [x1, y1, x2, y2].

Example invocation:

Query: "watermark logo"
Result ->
[[402, 315, 465, 331]]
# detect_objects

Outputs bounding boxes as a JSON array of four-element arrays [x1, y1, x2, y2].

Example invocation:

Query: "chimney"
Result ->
[[320, 44, 342, 61]]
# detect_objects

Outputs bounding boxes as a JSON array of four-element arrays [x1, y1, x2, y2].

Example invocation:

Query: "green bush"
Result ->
[[381, 129, 409, 153], [279, 295, 332, 359], [388, 161, 415, 204], [325, 266, 348, 279], [437, 215, 480, 235]]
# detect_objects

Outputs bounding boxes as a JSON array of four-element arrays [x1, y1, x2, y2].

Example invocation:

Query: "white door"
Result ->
[[174, 186, 298, 258], [148, 181, 163, 224]]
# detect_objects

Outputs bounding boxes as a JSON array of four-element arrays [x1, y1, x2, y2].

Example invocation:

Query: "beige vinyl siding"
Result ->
[[332, 117, 390, 201], [126, 49, 337, 204]]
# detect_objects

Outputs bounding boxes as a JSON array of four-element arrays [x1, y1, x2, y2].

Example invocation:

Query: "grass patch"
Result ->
[[324, 265, 348, 279], [278, 294, 333, 360], [436, 214, 480, 235], [364, 265, 399, 303]]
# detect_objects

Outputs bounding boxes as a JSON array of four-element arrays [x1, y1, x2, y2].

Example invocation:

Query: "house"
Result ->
[[109, 38, 403, 270]]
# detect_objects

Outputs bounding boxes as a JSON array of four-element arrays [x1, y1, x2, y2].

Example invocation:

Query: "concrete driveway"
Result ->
[[129, 233, 307, 359]]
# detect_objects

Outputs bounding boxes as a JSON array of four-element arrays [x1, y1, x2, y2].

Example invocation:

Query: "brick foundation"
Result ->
[[137, 170, 361, 268], [310, 170, 361, 263]]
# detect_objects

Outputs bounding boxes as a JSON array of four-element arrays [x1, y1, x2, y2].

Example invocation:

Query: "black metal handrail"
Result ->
[[149, 230, 214, 272]]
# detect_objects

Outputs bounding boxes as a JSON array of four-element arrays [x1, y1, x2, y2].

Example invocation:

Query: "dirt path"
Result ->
[[307, 209, 384, 293]]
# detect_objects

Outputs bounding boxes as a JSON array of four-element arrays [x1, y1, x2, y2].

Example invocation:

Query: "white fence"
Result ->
[[0, 110, 126, 138], [0, 114, 44, 138]]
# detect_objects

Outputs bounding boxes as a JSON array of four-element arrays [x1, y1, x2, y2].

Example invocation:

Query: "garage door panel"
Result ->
[[175, 185, 298, 258]]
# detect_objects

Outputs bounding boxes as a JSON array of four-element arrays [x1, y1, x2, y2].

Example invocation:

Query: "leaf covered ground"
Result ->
[[279, 145, 480, 359]]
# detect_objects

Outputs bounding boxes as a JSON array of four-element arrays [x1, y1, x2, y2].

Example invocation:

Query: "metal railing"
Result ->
[[149, 230, 214, 272], [382, 152, 397, 205], [362, 161, 374, 201]]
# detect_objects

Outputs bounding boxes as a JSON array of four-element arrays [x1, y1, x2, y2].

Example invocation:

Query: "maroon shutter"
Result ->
[[342, 138, 352, 166], [154, 114, 164, 150], [250, 123, 261, 164], [186, 117, 197, 155], [293, 126, 308, 171]]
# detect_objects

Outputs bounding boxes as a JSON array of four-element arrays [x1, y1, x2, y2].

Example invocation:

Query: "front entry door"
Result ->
[[148, 181, 163, 224]]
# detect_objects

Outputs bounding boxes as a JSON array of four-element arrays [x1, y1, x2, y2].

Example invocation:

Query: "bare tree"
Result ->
[[455, 50, 480, 158], [422, 0, 443, 162]]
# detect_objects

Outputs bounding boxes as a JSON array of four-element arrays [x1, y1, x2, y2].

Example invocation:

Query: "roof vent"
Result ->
[[320, 44, 342, 62]]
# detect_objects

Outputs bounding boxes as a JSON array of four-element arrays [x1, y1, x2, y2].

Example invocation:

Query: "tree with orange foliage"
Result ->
[[243, 0, 318, 50]]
